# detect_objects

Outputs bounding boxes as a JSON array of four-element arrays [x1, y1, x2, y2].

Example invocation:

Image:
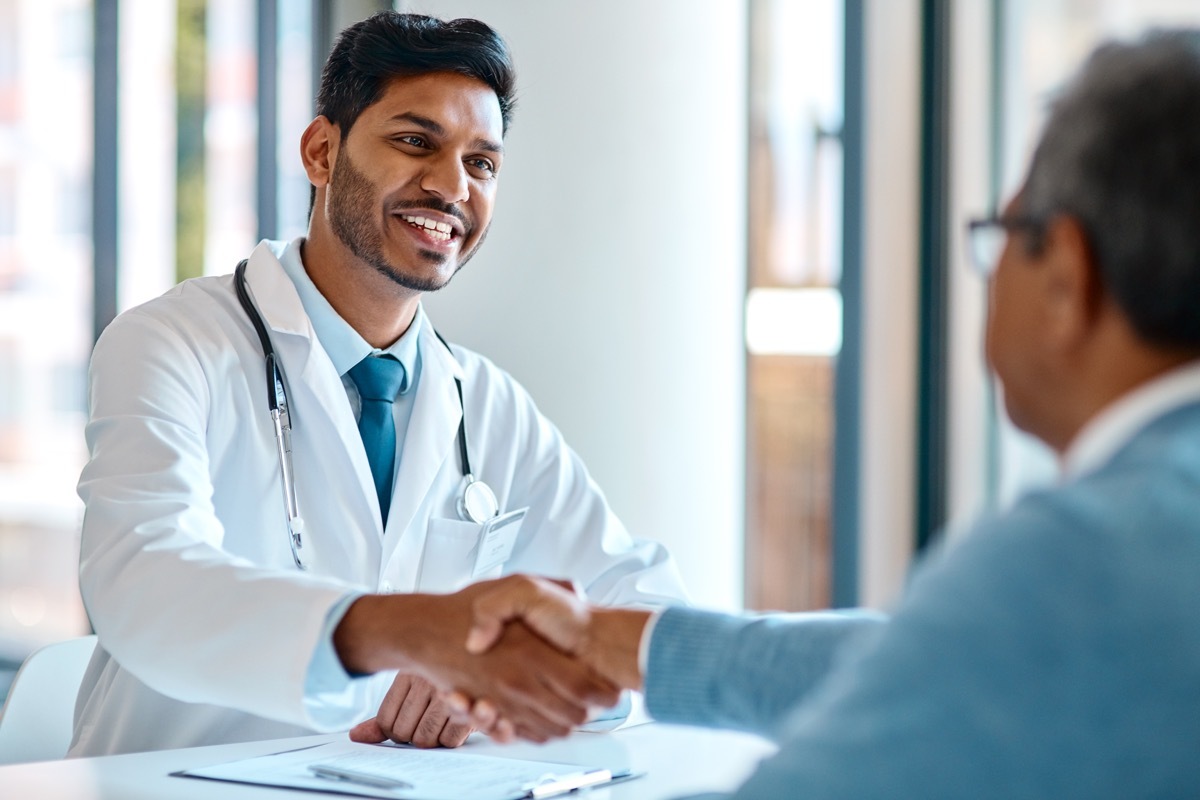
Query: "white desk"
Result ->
[[0, 723, 776, 799]]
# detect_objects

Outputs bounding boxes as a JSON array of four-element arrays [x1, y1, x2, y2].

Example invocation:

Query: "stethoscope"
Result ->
[[233, 260, 500, 570]]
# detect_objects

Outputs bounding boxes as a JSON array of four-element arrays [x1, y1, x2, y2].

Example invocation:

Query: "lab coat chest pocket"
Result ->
[[418, 518, 492, 592]]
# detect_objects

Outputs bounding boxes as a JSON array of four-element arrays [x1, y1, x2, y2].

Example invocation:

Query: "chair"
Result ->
[[0, 635, 96, 765]]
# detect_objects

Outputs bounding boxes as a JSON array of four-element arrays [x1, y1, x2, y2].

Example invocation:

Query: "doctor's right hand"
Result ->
[[442, 575, 653, 743], [464, 574, 651, 692], [333, 579, 621, 743]]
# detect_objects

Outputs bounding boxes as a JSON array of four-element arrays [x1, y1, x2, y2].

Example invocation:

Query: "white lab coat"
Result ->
[[71, 240, 687, 756]]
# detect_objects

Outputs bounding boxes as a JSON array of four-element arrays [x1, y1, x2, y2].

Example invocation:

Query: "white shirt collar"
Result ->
[[269, 237, 423, 383], [1062, 359, 1200, 479]]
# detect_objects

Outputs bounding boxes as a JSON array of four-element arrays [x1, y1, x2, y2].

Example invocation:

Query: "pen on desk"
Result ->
[[309, 763, 413, 791], [526, 768, 612, 799]]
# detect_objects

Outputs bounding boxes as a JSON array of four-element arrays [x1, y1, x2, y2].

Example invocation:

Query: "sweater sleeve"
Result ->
[[644, 606, 885, 736]]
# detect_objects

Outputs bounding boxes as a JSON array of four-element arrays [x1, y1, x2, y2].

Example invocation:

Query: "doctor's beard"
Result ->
[[326, 147, 489, 293]]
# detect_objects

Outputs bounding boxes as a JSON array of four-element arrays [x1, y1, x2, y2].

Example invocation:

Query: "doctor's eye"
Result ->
[[394, 135, 431, 149], [466, 158, 497, 178]]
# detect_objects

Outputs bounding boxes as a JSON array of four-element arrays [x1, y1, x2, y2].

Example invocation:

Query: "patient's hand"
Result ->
[[465, 574, 650, 691], [449, 575, 653, 742]]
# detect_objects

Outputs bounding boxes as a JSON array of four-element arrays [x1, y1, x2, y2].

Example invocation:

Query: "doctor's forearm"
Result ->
[[333, 593, 443, 675]]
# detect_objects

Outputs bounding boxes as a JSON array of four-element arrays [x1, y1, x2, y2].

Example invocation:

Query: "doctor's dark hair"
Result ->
[[316, 11, 517, 139], [1022, 29, 1200, 349]]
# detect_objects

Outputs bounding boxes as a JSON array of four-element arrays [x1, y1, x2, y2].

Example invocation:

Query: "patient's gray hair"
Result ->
[[1023, 30, 1200, 349]]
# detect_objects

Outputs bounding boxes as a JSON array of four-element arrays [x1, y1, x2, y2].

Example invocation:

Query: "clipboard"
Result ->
[[174, 740, 642, 799]]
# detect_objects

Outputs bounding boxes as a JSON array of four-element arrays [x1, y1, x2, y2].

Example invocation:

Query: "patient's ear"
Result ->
[[1037, 214, 1103, 354]]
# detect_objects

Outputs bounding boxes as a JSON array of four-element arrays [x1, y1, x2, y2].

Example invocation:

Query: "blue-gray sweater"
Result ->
[[646, 401, 1200, 798]]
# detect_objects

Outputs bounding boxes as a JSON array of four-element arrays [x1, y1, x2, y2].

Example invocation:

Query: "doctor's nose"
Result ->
[[419, 154, 470, 204]]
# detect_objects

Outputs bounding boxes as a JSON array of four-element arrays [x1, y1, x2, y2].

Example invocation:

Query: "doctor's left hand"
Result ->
[[349, 673, 473, 748]]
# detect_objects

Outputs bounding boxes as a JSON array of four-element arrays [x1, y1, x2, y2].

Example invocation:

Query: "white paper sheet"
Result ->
[[178, 740, 624, 800]]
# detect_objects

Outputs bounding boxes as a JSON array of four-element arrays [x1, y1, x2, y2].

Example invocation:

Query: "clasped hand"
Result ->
[[346, 575, 649, 747], [452, 574, 652, 743]]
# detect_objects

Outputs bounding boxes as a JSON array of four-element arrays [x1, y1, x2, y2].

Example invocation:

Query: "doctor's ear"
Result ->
[[300, 116, 340, 189]]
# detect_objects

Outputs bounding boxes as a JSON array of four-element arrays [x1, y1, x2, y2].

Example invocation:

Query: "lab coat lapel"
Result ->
[[242, 244, 383, 546], [381, 320, 464, 586]]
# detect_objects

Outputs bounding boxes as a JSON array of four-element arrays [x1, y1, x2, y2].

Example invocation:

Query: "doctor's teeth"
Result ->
[[401, 215, 454, 239]]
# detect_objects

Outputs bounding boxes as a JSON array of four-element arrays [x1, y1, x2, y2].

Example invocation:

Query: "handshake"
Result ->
[[335, 576, 654, 747]]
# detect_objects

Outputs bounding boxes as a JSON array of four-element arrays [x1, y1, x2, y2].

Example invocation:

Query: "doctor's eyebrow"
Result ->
[[387, 112, 504, 155]]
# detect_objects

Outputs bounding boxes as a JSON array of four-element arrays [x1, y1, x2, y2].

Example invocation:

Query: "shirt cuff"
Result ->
[[304, 591, 365, 696], [637, 608, 666, 677], [581, 690, 633, 728]]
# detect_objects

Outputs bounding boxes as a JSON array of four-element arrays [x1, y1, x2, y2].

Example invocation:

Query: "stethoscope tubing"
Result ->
[[233, 259, 498, 569]]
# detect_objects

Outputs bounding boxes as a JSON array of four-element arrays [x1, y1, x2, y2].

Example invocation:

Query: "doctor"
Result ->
[[72, 11, 686, 757]]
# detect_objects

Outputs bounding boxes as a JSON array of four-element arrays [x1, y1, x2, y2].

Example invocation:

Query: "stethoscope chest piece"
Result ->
[[457, 475, 499, 524]]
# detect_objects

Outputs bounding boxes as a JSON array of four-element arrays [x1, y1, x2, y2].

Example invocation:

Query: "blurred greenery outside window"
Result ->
[[0, 0, 314, 690]]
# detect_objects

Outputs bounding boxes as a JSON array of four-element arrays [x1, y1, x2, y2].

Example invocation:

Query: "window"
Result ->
[[745, 0, 845, 611], [0, 0, 320, 688], [0, 0, 94, 664]]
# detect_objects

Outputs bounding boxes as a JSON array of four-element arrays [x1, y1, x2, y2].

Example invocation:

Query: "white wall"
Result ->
[[859, 0, 921, 608], [406, 0, 749, 610]]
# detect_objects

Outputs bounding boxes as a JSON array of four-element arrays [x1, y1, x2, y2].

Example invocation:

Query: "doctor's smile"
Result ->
[[396, 211, 462, 245], [390, 202, 471, 257]]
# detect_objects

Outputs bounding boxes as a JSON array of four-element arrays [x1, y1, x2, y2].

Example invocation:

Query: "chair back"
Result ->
[[0, 635, 97, 765]]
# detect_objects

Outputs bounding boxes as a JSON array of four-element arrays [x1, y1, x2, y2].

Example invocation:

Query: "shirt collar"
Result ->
[[272, 237, 423, 386], [1062, 359, 1200, 479]]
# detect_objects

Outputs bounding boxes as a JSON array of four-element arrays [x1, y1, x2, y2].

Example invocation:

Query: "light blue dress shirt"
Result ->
[[273, 238, 424, 696]]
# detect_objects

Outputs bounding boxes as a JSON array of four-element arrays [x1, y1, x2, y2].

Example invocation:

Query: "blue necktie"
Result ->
[[347, 355, 407, 527]]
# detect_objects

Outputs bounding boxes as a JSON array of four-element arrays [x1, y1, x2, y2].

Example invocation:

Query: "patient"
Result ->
[[441, 30, 1200, 799]]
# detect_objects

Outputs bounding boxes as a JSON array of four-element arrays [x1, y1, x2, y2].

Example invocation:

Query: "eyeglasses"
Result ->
[[965, 214, 1044, 275]]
